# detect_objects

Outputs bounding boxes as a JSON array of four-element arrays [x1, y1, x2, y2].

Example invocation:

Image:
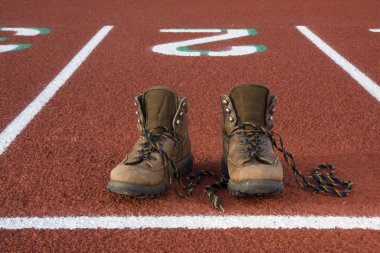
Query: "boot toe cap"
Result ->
[[110, 163, 164, 186], [228, 160, 283, 183]]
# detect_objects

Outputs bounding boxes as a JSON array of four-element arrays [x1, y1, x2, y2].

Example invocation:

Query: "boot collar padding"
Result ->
[[135, 95, 145, 131], [173, 97, 189, 132], [222, 84, 278, 132]]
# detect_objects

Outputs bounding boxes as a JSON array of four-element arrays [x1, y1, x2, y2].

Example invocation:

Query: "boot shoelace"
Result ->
[[123, 127, 220, 198], [236, 126, 274, 165], [203, 123, 353, 211], [123, 125, 353, 212]]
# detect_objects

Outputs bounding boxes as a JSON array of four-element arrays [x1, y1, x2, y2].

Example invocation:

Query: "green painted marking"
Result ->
[[247, 29, 257, 35], [221, 28, 256, 35], [177, 46, 209, 54], [0, 27, 51, 53], [254, 44, 267, 52], [176, 29, 265, 55], [12, 44, 32, 51], [29, 27, 51, 35]]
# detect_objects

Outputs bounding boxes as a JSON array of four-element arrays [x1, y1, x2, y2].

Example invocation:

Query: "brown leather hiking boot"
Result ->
[[220, 84, 283, 196], [108, 87, 193, 198]]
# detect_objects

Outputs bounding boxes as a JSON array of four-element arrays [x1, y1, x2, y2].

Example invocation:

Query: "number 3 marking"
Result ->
[[0, 27, 51, 53], [152, 28, 266, 57]]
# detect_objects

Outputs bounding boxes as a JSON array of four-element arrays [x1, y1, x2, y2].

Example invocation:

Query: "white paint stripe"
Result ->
[[0, 215, 379, 230], [0, 44, 19, 53], [296, 26, 380, 102], [153, 29, 255, 56], [160, 29, 222, 33], [369, 28, 380, 32], [0, 26, 113, 156], [1, 27, 41, 36]]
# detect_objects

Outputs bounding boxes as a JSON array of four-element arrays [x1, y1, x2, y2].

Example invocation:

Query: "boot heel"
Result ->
[[176, 153, 193, 177], [221, 156, 229, 178]]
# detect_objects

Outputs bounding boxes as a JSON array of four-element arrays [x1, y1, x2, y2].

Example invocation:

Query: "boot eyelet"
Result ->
[[175, 119, 181, 125], [135, 111, 139, 115], [179, 111, 184, 116], [228, 116, 234, 122], [270, 116, 274, 120], [181, 102, 186, 107], [137, 119, 142, 124], [222, 99, 228, 105], [134, 102, 137, 106], [225, 108, 231, 113]]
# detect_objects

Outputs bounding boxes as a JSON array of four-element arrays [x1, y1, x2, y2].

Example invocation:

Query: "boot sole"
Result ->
[[227, 180, 284, 196], [221, 156, 284, 196], [107, 154, 193, 198]]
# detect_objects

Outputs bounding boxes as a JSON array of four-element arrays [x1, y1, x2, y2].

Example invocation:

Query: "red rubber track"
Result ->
[[310, 26, 380, 81], [0, 27, 98, 131], [2, 23, 379, 217], [1, 0, 380, 251], [1, 229, 379, 252]]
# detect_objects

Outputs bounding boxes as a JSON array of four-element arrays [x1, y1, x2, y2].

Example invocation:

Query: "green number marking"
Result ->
[[0, 27, 51, 53], [152, 28, 266, 57]]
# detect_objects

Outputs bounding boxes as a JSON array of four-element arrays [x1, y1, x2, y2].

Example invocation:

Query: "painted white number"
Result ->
[[152, 28, 266, 57], [369, 28, 380, 32], [0, 27, 51, 53]]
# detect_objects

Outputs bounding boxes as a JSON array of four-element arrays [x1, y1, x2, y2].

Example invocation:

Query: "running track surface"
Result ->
[[1, 0, 380, 251]]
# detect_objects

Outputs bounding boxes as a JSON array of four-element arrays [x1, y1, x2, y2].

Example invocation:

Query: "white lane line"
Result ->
[[0, 26, 113, 156], [369, 29, 380, 32], [296, 26, 380, 102], [0, 215, 379, 230]]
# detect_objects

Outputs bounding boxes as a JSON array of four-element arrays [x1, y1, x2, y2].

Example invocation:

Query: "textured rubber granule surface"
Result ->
[[1, 0, 379, 252], [1, 229, 379, 252], [1, 25, 378, 216], [0, 27, 98, 131]]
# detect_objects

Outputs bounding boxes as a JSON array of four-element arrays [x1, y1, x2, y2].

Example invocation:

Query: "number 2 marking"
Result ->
[[0, 27, 51, 53], [152, 28, 266, 57]]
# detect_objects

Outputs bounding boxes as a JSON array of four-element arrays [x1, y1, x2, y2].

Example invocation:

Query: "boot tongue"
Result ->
[[143, 87, 177, 132], [229, 84, 269, 128]]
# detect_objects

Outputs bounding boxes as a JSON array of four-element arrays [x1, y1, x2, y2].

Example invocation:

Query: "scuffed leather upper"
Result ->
[[110, 87, 191, 186], [221, 84, 283, 183]]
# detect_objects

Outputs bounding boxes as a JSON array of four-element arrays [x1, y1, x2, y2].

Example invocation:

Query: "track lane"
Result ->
[[1, 229, 379, 252], [0, 26, 113, 155], [0, 26, 104, 131], [0, 25, 379, 216], [302, 25, 380, 89], [2, 0, 380, 27], [1, 0, 380, 252]]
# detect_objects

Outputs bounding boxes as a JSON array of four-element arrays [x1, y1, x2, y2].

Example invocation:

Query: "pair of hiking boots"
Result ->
[[108, 83, 284, 201]]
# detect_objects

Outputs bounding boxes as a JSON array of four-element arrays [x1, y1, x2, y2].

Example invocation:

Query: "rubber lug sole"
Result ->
[[107, 154, 193, 198], [227, 179, 284, 196], [221, 156, 284, 196]]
